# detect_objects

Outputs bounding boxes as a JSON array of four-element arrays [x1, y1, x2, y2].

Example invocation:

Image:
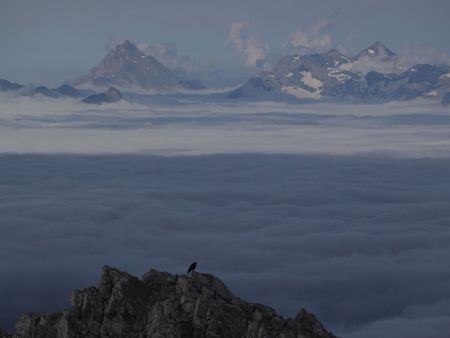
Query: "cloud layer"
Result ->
[[1, 96, 450, 336], [0, 95, 450, 157], [1, 154, 450, 338]]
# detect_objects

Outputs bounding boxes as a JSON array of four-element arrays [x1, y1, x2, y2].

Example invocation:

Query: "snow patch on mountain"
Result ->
[[281, 86, 321, 99], [301, 71, 323, 91], [327, 68, 352, 82]]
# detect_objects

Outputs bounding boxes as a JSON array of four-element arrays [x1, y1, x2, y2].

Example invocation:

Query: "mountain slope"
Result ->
[[3, 266, 337, 338], [76, 40, 201, 91]]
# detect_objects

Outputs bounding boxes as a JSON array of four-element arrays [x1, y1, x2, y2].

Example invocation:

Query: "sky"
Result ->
[[1, 0, 450, 86]]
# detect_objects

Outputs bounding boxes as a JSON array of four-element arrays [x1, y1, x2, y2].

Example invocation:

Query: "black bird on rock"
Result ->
[[187, 262, 197, 275]]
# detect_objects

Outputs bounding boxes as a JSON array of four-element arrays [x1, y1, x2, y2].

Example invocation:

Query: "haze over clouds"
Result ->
[[288, 19, 333, 54], [0, 96, 449, 157]]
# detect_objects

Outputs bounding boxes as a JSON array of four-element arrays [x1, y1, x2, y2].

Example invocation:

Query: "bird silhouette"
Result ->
[[187, 262, 197, 275]]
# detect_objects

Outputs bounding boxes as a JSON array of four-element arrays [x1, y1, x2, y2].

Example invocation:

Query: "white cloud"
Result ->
[[0, 95, 449, 157], [398, 43, 450, 67], [136, 42, 199, 73], [226, 21, 270, 68], [289, 19, 333, 53]]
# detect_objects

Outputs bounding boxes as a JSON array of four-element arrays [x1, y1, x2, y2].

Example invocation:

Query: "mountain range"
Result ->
[[1, 41, 450, 105], [230, 42, 450, 104]]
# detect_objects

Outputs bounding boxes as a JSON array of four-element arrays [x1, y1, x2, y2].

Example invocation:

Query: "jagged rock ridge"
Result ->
[[2, 266, 337, 338]]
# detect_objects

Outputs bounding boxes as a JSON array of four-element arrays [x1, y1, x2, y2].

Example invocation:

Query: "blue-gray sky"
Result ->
[[1, 0, 449, 85]]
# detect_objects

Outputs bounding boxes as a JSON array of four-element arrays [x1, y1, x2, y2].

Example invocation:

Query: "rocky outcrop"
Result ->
[[4, 266, 337, 338], [82, 87, 123, 104]]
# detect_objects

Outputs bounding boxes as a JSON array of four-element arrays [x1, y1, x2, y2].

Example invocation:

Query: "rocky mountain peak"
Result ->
[[4, 265, 337, 338], [356, 42, 397, 60], [110, 40, 144, 61], [120, 39, 140, 52], [75, 40, 201, 90]]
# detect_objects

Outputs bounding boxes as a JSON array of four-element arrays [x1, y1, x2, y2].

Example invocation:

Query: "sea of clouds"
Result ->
[[0, 95, 450, 337]]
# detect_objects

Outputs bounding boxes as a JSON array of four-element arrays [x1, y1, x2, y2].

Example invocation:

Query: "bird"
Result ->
[[187, 262, 197, 275]]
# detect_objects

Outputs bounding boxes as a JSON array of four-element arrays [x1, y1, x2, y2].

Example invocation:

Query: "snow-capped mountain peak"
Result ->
[[356, 42, 397, 60], [339, 42, 404, 75]]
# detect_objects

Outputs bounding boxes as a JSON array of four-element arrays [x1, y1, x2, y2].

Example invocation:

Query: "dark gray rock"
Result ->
[[442, 92, 450, 106], [0, 79, 22, 92], [6, 266, 337, 338], [0, 328, 11, 338], [82, 87, 123, 104]]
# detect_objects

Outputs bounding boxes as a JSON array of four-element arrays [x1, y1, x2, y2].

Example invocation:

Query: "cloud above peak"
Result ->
[[105, 36, 199, 73], [288, 19, 334, 53], [398, 42, 450, 67], [136, 41, 199, 73], [226, 21, 271, 69]]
